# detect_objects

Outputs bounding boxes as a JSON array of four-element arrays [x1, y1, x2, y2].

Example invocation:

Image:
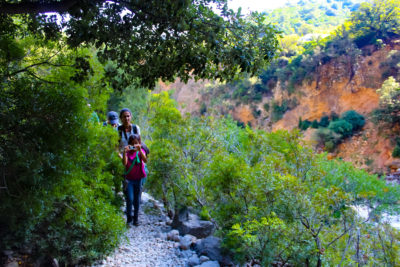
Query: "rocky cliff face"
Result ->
[[271, 41, 400, 173], [158, 40, 400, 174]]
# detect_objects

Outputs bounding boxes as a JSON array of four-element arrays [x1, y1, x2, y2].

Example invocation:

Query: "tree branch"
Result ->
[[326, 223, 354, 249], [26, 70, 57, 83], [9, 61, 72, 77]]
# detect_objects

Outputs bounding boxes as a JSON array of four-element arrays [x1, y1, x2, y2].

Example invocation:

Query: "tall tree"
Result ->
[[0, 0, 280, 88]]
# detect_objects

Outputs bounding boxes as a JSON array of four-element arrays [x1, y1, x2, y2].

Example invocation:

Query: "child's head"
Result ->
[[128, 134, 141, 145]]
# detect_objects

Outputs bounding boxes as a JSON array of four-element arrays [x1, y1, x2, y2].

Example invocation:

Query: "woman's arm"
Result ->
[[122, 146, 129, 166]]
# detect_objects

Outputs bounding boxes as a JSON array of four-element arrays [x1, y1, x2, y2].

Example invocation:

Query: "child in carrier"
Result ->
[[123, 134, 147, 226]]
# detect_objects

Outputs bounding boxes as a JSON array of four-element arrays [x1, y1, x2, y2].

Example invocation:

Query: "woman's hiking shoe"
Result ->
[[133, 220, 140, 226]]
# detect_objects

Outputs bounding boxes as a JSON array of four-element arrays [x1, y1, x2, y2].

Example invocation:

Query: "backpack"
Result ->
[[118, 124, 138, 140]]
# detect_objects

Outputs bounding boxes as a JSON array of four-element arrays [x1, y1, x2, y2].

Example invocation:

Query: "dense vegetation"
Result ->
[[265, 0, 363, 35], [0, 0, 279, 88], [129, 92, 400, 266], [0, 36, 126, 264], [1, 0, 400, 266]]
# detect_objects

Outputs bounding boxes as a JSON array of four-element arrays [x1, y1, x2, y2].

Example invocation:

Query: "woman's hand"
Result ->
[[124, 146, 130, 153], [134, 144, 141, 150]]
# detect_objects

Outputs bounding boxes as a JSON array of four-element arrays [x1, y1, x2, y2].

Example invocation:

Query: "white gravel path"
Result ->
[[93, 193, 197, 267]]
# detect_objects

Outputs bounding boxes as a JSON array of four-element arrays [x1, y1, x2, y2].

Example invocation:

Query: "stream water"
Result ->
[[352, 205, 400, 229]]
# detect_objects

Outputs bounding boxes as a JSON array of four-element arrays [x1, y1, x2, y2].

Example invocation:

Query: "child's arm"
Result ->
[[135, 145, 147, 163]]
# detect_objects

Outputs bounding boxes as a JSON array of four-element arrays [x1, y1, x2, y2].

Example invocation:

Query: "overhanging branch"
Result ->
[[0, 0, 80, 14]]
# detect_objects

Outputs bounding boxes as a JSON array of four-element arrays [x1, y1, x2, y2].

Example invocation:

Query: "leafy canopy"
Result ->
[[0, 0, 280, 88]]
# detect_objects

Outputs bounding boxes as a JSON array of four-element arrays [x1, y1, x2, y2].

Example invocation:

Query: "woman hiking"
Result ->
[[118, 108, 141, 158]]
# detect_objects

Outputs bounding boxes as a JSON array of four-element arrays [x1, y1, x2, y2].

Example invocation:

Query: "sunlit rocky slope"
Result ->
[[156, 39, 400, 174]]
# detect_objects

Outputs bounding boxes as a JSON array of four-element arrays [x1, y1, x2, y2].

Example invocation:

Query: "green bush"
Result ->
[[271, 101, 289, 122], [200, 102, 207, 115], [330, 112, 339, 121], [328, 119, 353, 138], [319, 115, 330, 127], [393, 145, 400, 158], [299, 118, 312, 130], [315, 127, 342, 148], [341, 110, 365, 132], [252, 108, 262, 118], [311, 119, 319, 128], [324, 140, 335, 151], [263, 103, 270, 112], [312, 111, 365, 152]]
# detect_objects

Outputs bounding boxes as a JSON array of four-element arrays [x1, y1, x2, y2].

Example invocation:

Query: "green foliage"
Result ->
[[279, 34, 304, 57], [187, 0, 399, 109], [315, 127, 342, 151], [328, 119, 353, 138], [348, 0, 400, 47], [392, 145, 400, 158], [229, 74, 268, 103], [143, 93, 400, 266], [263, 103, 270, 112], [299, 118, 312, 130], [312, 110, 365, 151], [379, 50, 400, 80], [264, 0, 362, 35], [270, 101, 289, 122], [341, 110, 365, 131], [330, 111, 340, 121], [311, 119, 319, 128], [373, 76, 400, 126], [0, 32, 124, 264], [1, 0, 280, 88], [200, 102, 207, 115], [319, 115, 330, 127], [377, 76, 400, 108], [265, 0, 397, 95]]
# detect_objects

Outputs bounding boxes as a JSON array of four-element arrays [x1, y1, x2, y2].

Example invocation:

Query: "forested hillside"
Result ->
[[265, 0, 363, 35], [1, 0, 400, 266], [161, 0, 400, 173]]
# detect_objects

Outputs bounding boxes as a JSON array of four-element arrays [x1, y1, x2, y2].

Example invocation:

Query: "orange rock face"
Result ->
[[269, 41, 400, 173], [156, 79, 205, 115], [335, 121, 394, 173], [159, 40, 400, 173], [232, 105, 255, 125]]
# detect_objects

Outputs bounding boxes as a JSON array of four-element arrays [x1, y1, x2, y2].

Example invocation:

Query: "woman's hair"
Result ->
[[119, 108, 132, 118], [128, 134, 140, 145]]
